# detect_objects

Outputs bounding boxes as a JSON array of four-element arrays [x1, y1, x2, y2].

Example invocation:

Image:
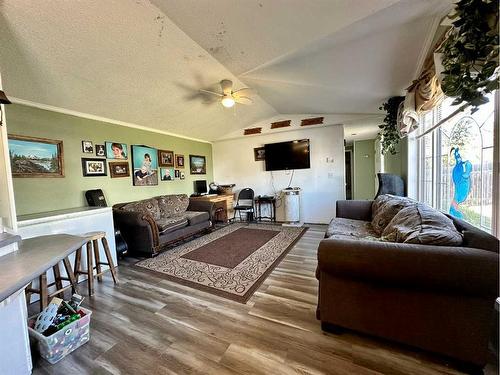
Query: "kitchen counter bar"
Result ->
[[0, 234, 88, 302]]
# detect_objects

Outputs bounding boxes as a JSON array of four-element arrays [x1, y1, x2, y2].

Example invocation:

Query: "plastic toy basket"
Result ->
[[28, 307, 92, 364]]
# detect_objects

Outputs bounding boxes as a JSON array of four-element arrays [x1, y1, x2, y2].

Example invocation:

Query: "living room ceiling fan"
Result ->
[[199, 79, 255, 108]]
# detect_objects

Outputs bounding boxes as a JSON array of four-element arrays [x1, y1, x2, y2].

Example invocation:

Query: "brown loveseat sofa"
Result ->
[[113, 194, 214, 257], [317, 195, 499, 368]]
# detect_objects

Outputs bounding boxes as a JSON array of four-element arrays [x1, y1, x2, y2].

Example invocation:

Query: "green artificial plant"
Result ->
[[378, 96, 405, 155], [440, 0, 499, 112]]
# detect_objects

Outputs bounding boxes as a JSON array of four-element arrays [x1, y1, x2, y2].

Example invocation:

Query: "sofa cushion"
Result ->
[[121, 198, 161, 220], [326, 218, 379, 241], [183, 211, 209, 226], [382, 204, 463, 246], [371, 194, 416, 236], [156, 215, 189, 234], [157, 194, 190, 218]]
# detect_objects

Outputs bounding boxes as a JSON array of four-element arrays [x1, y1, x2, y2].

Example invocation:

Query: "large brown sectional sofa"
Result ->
[[113, 194, 214, 257], [317, 194, 499, 368]]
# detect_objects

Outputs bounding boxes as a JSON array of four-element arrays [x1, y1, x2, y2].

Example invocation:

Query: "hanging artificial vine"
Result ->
[[439, 0, 499, 112], [378, 96, 405, 155]]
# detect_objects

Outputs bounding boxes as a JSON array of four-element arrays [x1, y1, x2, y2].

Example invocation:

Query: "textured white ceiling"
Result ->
[[0, 0, 451, 141], [0, 0, 276, 141]]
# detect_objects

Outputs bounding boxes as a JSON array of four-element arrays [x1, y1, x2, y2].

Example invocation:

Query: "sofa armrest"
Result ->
[[318, 238, 499, 297], [336, 200, 373, 221], [113, 210, 160, 254], [187, 200, 216, 220]]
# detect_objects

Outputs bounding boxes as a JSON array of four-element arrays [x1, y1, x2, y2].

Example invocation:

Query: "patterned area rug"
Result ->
[[136, 223, 307, 303]]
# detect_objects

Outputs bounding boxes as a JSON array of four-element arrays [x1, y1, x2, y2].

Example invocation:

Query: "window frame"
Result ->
[[416, 93, 498, 234]]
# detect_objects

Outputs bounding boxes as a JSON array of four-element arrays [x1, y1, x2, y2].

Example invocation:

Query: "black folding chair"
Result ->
[[232, 188, 255, 222]]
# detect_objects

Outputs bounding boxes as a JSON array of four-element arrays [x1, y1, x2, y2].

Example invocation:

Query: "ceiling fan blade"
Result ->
[[232, 88, 255, 99], [220, 79, 233, 95], [199, 89, 223, 97], [234, 96, 253, 105]]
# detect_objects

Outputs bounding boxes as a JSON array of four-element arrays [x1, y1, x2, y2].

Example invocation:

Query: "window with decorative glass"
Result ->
[[417, 93, 496, 233]]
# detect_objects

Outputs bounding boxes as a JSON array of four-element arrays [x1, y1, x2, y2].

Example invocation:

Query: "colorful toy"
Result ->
[[34, 297, 62, 333]]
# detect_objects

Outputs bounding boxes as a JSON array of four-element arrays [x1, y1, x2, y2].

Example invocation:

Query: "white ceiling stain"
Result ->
[[0, 0, 451, 141]]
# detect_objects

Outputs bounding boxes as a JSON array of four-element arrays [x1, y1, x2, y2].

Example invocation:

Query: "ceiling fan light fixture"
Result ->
[[221, 96, 235, 108]]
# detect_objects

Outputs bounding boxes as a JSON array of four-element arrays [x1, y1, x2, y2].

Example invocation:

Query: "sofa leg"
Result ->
[[321, 322, 345, 334]]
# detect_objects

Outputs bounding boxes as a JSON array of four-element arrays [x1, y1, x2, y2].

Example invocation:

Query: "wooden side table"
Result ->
[[190, 194, 234, 223]]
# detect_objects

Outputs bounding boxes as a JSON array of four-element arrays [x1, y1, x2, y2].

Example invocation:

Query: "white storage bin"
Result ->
[[28, 307, 91, 364]]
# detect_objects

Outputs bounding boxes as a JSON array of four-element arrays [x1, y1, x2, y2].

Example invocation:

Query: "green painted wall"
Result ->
[[383, 141, 402, 177], [353, 139, 375, 200], [6, 104, 213, 215]]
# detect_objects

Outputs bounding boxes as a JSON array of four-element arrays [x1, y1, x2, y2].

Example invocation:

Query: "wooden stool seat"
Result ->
[[81, 231, 106, 241], [25, 257, 79, 311], [74, 232, 118, 296]]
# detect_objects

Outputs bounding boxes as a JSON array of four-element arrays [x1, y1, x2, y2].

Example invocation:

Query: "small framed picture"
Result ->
[[105, 142, 128, 159], [254, 147, 265, 161], [82, 158, 107, 176], [95, 144, 105, 157], [158, 150, 174, 167], [82, 141, 94, 153], [180, 171, 185, 180], [175, 169, 180, 178], [109, 161, 130, 178], [175, 154, 185, 168], [160, 167, 175, 181]]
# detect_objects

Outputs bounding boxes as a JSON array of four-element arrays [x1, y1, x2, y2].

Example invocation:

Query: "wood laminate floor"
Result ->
[[31, 225, 498, 375]]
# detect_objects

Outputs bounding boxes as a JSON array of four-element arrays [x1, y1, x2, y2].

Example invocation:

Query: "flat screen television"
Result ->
[[264, 139, 310, 171]]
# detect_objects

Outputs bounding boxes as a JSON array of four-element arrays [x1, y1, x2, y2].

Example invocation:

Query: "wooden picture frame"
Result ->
[[175, 154, 185, 168], [82, 158, 107, 177], [158, 149, 174, 167], [109, 161, 130, 178], [8, 134, 64, 178], [189, 154, 206, 175]]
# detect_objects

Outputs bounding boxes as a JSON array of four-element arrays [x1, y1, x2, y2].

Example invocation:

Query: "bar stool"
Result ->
[[74, 231, 118, 296], [25, 257, 79, 311]]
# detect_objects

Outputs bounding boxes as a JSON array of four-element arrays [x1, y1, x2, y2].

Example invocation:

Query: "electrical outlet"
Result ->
[[328, 172, 334, 179]]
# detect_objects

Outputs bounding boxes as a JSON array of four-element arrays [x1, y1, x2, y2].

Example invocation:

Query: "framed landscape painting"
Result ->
[[8, 135, 64, 178], [189, 154, 206, 175], [132, 145, 158, 186]]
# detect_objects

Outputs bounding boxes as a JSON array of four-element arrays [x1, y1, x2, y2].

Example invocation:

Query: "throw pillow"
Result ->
[[122, 198, 161, 220], [157, 194, 189, 218], [371, 195, 416, 236], [382, 203, 463, 246]]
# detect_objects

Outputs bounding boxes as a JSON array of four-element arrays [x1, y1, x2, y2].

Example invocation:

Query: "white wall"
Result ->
[[0, 75, 17, 232], [213, 125, 345, 224]]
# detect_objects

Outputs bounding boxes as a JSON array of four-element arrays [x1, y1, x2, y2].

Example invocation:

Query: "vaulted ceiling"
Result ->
[[0, 0, 451, 141]]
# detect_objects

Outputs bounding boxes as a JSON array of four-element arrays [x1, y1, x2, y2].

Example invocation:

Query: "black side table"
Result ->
[[254, 195, 276, 222]]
